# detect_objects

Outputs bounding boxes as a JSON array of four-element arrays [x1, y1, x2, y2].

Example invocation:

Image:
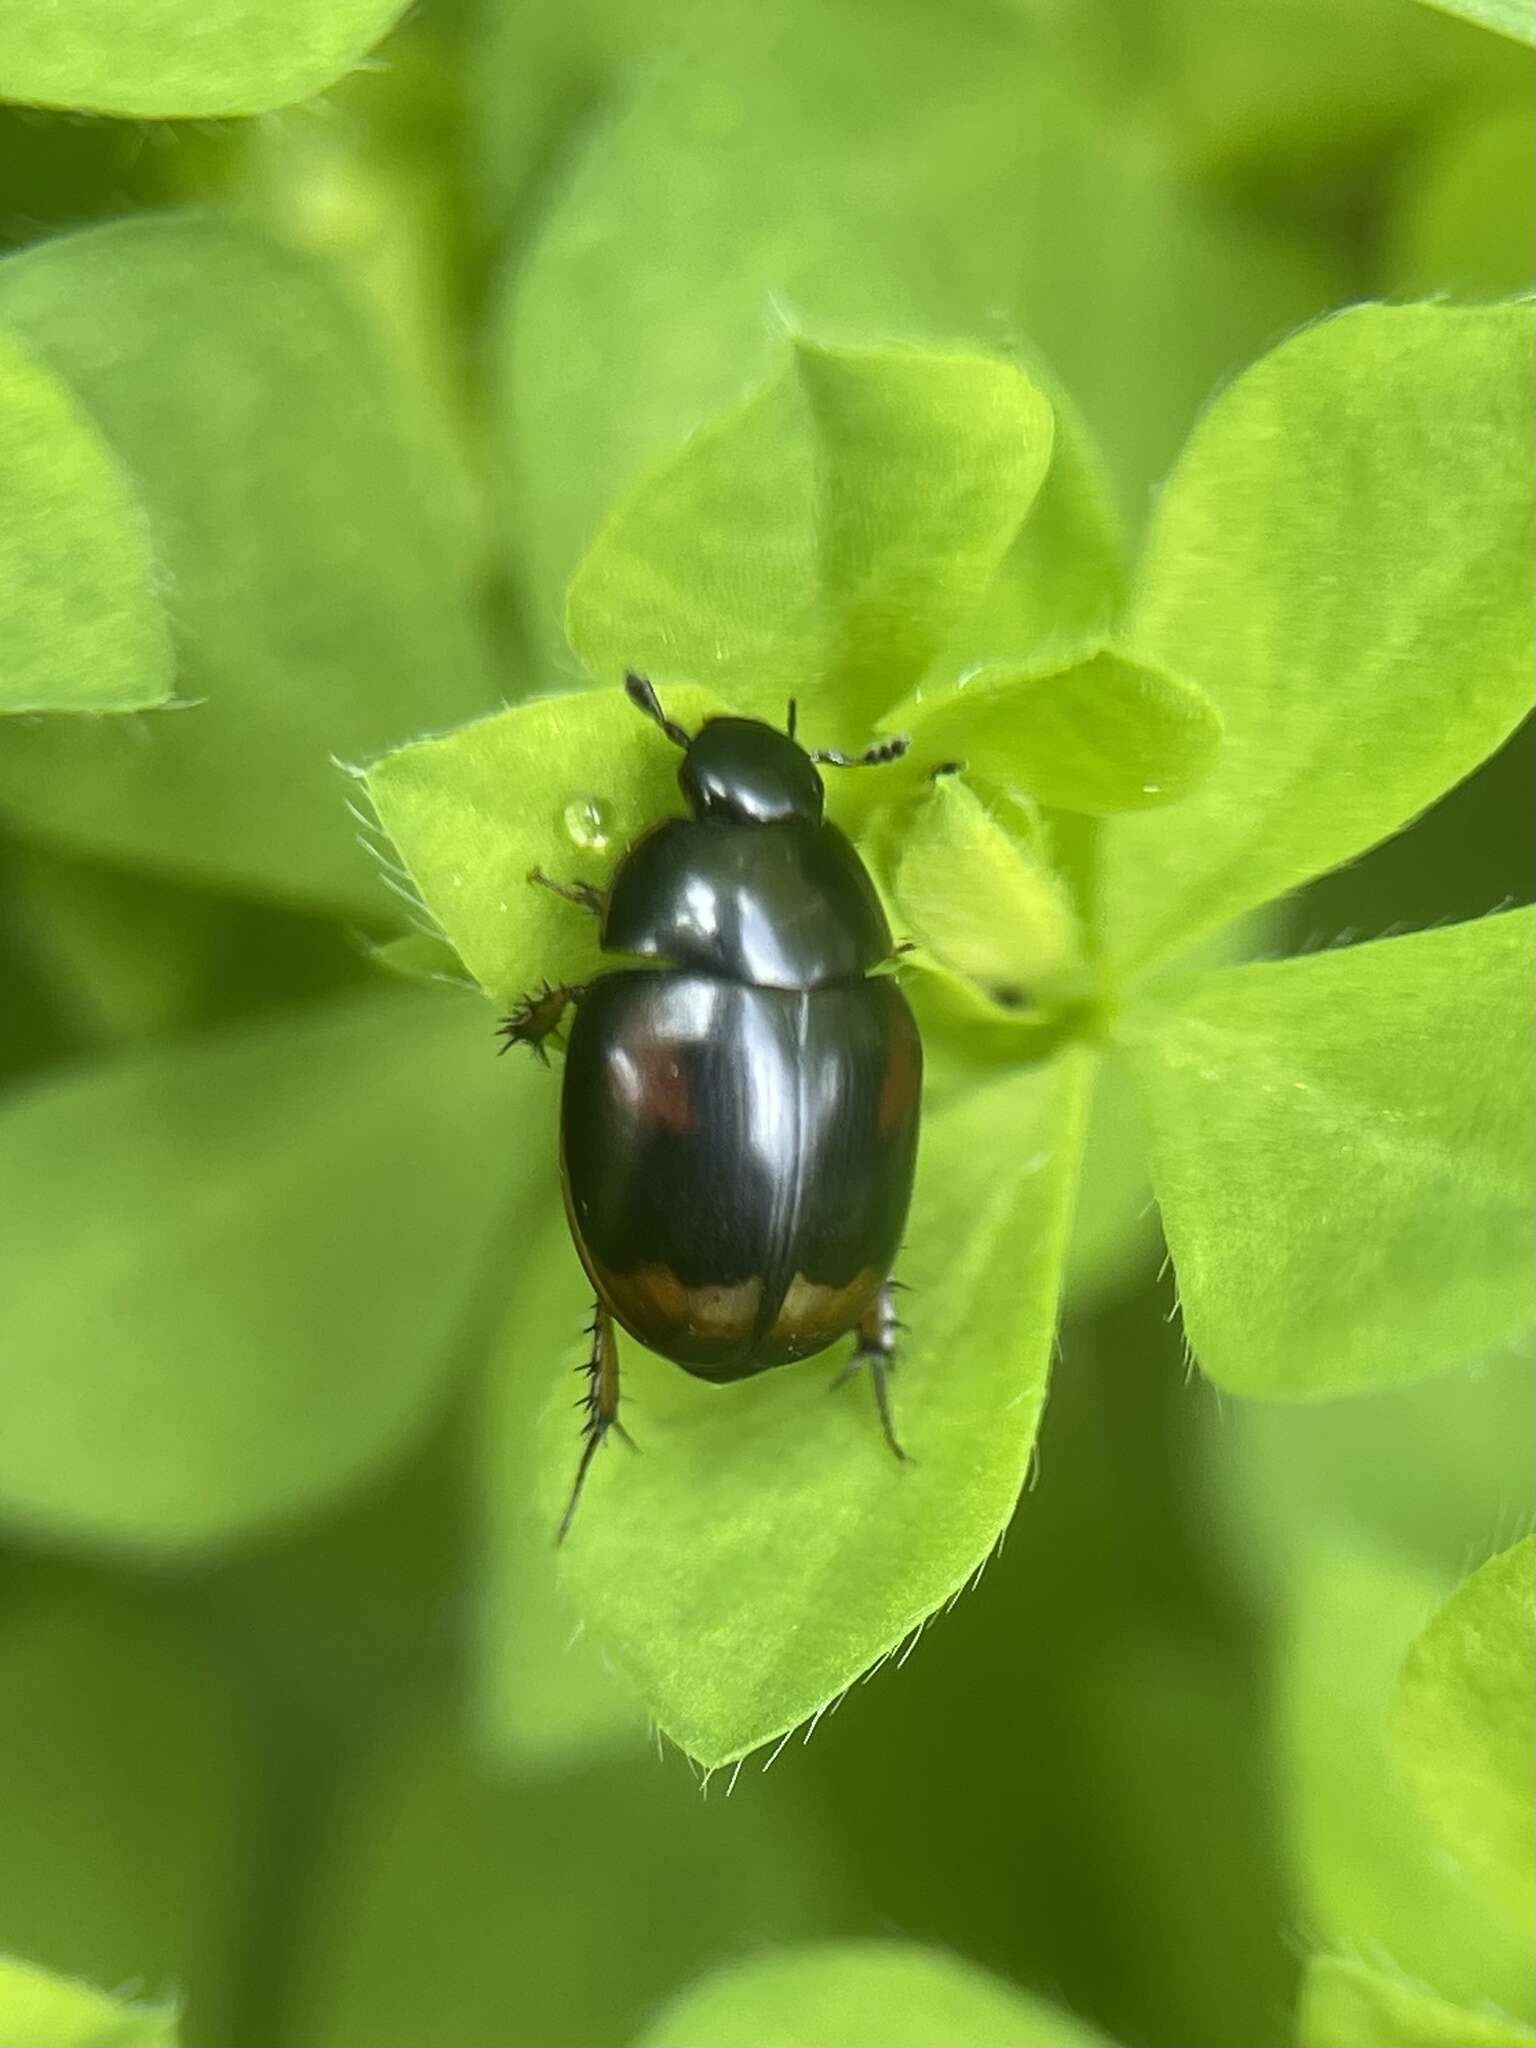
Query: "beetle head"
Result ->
[[679, 716, 825, 825]]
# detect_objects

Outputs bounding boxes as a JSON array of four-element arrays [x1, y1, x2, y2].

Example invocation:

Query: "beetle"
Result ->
[[500, 674, 922, 1538]]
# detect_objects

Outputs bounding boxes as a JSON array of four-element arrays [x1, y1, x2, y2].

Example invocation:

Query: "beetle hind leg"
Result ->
[[833, 1281, 911, 1465], [558, 1300, 633, 1543]]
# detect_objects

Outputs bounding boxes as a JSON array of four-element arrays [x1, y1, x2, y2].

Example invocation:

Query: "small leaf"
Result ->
[[0, 216, 495, 919], [281, 1699, 843, 2048], [892, 776, 1086, 1007], [1413, 0, 1535, 47], [1121, 909, 1534, 1398], [1103, 301, 1536, 970], [1299, 1955, 1536, 2048], [0, 988, 519, 1554], [365, 684, 725, 1009], [517, 1053, 1088, 1765], [883, 646, 1221, 815], [0, 1956, 177, 2048], [1277, 1541, 1532, 2019], [0, 0, 413, 118], [1392, 1537, 1536, 1933], [567, 339, 1054, 734], [0, 1586, 255, 2043], [636, 1942, 1114, 2048], [0, 326, 171, 715]]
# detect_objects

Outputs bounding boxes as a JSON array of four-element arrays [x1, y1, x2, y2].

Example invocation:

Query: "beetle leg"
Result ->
[[558, 1300, 633, 1543], [834, 1281, 912, 1464], [529, 866, 606, 918], [809, 734, 910, 769], [496, 982, 585, 1064]]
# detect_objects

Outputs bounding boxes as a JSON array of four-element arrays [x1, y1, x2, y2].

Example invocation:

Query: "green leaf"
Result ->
[[1387, 103, 1536, 299], [636, 1943, 1113, 2048], [1299, 1956, 1536, 2048], [1103, 302, 1536, 971], [507, 1053, 1088, 1766], [0, 326, 171, 716], [1393, 1537, 1536, 1932], [496, 0, 1335, 655], [0, 1585, 255, 2043], [1277, 1540, 1534, 2022], [0, 0, 413, 118], [478, 1250, 647, 1771], [0, 1956, 177, 2048], [892, 775, 1087, 1008], [281, 1700, 843, 2048], [365, 684, 724, 1010], [1413, 0, 1535, 47], [0, 216, 495, 920], [883, 646, 1221, 815], [1121, 909, 1534, 1398], [567, 338, 1054, 734], [0, 988, 518, 1555]]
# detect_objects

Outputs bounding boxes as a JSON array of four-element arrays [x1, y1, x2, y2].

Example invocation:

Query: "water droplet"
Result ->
[[562, 796, 612, 852]]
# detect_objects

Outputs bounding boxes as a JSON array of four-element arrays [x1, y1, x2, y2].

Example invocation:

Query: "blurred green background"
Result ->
[[0, 1, 1532, 2044]]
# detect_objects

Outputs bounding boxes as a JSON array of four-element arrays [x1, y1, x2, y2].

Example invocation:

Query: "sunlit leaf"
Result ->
[[637, 1942, 1113, 2048], [0, 988, 517, 1554], [1414, 0, 1534, 46], [496, 0, 1332, 654], [1103, 302, 1536, 970], [365, 685, 724, 1009], [0, 325, 170, 715], [1122, 910, 1534, 1397], [1277, 1541, 1532, 2019], [567, 339, 1054, 734], [1392, 1536, 1536, 1933], [0, 1956, 177, 2048], [281, 1699, 843, 2048], [883, 646, 1221, 815], [0, 1586, 253, 2043], [1299, 1955, 1536, 2048], [0, 0, 413, 118], [0, 216, 495, 919], [505, 1054, 1088, 1766]]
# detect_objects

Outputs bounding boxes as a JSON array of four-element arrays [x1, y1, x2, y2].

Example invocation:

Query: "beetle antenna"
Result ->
[[786, 697, 798, 740], [624, 672, 691, 749], [811, 734, 910, 768]]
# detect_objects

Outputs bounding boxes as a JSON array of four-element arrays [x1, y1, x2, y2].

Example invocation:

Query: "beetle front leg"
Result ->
[[834, 1280, 911, 1464], [529, 866, 606, 917], [558, 1299, 633, 1543], [496, 981, 585, 1064]]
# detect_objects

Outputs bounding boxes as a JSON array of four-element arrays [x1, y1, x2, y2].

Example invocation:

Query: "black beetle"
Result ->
[[501, 675, 922, 1538]]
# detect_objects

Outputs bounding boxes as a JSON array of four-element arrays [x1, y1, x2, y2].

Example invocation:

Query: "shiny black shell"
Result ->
[[562, 969, 921, 1379]]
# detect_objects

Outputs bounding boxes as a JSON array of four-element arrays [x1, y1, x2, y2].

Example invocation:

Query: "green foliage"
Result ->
[[1414, 0, 1535, 45], [0, 0, 412, 118], [636, 1942, 1113, 2047], [0, 1585, 252, 2043], [280, 1699, 841, 2047], [0, 991, 513, 1553], [1122, 910, 1535, 1397], [0, 328, 171, 715], [1103, 302, 1535, 971], [567, 339, 1055, 731], [0, 216, 495, 918], [1392, 1537, 1536, 1932], [1299, 1957, 1536, 2048], [0, 1955, 178, 2048]]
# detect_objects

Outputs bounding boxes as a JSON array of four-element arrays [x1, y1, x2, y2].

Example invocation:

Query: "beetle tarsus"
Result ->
[[558, 1300, 629, 1543], [497, 982, 583, 1061], [530, 867, 606, 917], [834, 1282, 912, 1465], [810, 734, 910, 769]]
